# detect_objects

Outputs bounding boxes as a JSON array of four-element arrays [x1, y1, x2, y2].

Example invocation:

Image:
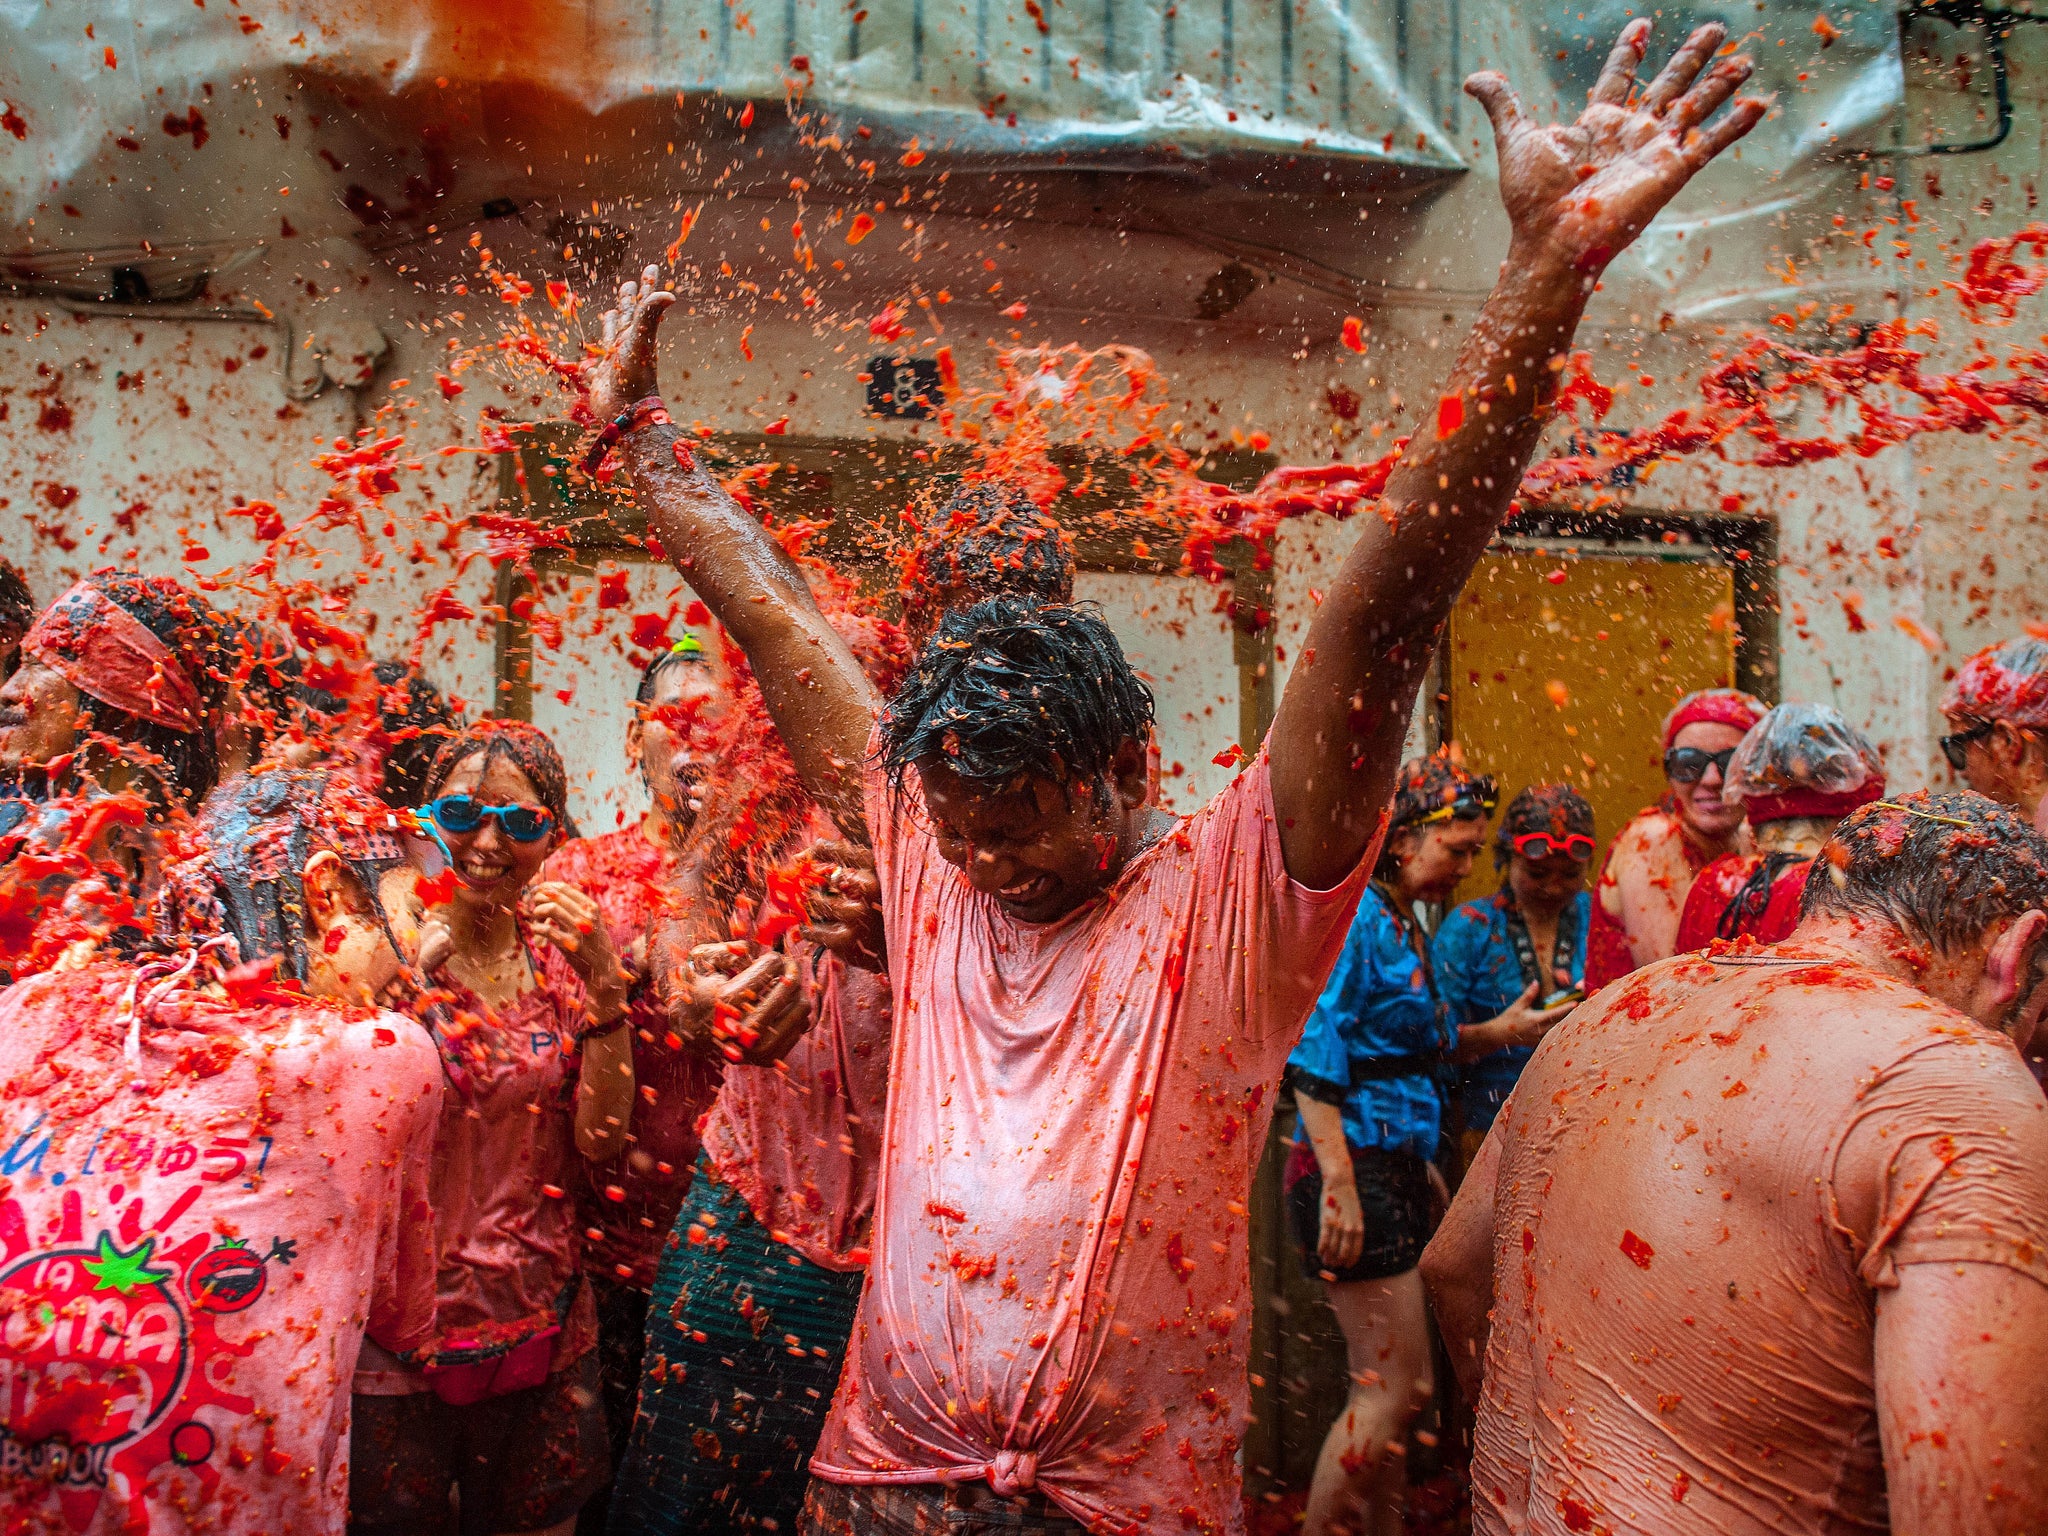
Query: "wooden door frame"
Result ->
[[488, 425, 1281, 746]]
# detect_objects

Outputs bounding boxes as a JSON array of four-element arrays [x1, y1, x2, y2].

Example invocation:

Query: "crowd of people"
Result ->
[[2, 22, 2044, 1536]]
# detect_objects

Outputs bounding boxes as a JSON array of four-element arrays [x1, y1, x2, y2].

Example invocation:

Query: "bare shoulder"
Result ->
[[1612, 804, 1681, 860]]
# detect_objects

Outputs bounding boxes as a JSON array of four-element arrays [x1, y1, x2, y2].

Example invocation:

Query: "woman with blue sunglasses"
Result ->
[[349, 720, 636, 1536]]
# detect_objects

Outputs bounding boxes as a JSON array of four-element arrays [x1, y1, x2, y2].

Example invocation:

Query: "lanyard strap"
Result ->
[[1504, 901, 1574, 995]]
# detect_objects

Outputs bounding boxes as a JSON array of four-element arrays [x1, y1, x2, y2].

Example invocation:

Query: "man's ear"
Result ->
[[624, 712, 646, 775], [1982, 908, 2048, 1022], [1993, 721, 2033, 773], [1109, 737, 1150, 811], [302, 850, 354, 940]]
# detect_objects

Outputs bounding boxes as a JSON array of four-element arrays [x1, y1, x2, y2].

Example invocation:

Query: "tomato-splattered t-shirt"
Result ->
[[355, 956, 594, 1393], [700, 942, 892, 1272], [1472, 948, 2048, 1535], [542, 829, 721, 1290], [0, 966, 441, 1536], [810, 750, 1371, 1533]]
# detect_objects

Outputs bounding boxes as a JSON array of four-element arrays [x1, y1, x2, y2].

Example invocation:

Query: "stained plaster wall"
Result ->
[[7, 19, 2043, 810]]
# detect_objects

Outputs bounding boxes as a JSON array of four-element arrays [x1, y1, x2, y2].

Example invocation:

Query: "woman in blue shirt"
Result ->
[[1283, 751, 1563, 1536], [1434, 783, 1594, 1170]]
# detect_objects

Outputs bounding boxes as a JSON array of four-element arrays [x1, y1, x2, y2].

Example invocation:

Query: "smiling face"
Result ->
[[1668, 720, 1748, 842], [432, 751, 558, 910], [0, 658, 83, 773], [915, 742, 1148, 924]]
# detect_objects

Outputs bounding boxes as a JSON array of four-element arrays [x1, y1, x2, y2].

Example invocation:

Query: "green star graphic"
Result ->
[[81, 1232, 172, 1296]]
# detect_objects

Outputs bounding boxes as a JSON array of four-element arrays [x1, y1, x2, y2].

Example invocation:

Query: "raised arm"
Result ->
[[1269, 20, 1765, 888], [584, 279, 878, 841]]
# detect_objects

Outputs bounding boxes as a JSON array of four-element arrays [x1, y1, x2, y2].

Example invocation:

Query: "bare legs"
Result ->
[[1301, 1266, 1435, 1536]]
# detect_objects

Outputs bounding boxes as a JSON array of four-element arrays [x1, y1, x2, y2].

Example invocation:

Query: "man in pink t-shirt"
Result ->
[[0, 769, 442, 1536], [588, 21, 1765, 1530]]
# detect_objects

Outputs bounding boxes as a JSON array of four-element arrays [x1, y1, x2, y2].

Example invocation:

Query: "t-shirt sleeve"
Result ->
[[367, 1032, 446, 1355], [1189, 751, 1375, 1051], [1828, 1029, 2048, 1293]]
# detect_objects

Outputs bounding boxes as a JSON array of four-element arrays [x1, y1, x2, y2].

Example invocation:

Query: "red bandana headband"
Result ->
[[1662, 688, 1766, 750], [23, 580, 206, 735]]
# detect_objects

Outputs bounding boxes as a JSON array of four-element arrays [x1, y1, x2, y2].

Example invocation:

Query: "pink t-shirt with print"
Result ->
[[810, 752, 1371, 1534], [0, 966, 441, 1536]]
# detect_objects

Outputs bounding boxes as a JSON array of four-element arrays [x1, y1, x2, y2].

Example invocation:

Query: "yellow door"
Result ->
[[1445, 544, 1736, 907]]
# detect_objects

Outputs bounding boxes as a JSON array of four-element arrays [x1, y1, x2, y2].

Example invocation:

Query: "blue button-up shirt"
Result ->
[[1432, 888, 1590, 1135], [1286, 883, 1454, 1160]]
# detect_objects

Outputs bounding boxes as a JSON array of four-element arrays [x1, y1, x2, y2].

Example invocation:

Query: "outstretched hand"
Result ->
[[1468, 19, 1767, 277], [585, 264, 677, 423]]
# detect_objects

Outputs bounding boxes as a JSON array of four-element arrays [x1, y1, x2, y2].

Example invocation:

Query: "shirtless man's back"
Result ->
[[1427, 791, 2048, 1536]]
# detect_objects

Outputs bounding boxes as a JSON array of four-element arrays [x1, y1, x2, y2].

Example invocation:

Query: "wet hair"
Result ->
[[425, 718, 574, 835], [1494, 783, 1595, 870], [0, 561, 33, 635], [880, 597, 1153, 797], [153, 768, 409, 982], [78, 573, 231, 809], [372, 661, 459, 810], [900, 483, 1077, 624], [1802, 789, 2048, 953], [1377, 747, 1497, 881]]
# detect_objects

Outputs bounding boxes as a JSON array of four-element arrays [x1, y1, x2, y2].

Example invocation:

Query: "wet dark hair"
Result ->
[[1494, 783, 1596, 870], [153, 768, 409, 983], [0, 561, 33, 635], [372, 661, 459, 809], [1376, 748, 1496, 881], [81, 573, 230, 809], [900, 483, 1077, 623], [1802, 789, 2048, 953], [425, 718, 575, 835], [880, 597, 1153, 797]]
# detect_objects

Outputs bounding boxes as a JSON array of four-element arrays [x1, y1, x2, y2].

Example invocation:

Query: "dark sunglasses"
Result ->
[[1663, 746, 1736, 785], [425, 794, 556, 843], [1940, 719, 1996, 772], [1513, 831, 1595, 862]]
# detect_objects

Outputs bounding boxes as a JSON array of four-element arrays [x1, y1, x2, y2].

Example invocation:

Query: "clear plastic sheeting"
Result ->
[[0, 0, 1906, 323], [0, 0, 1462, 286], [1518, 0, 1906, 317], [663, 0, 1467, 167]]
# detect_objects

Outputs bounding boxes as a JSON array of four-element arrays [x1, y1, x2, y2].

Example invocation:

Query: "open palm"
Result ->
[[1468, 19, 1767, 275]]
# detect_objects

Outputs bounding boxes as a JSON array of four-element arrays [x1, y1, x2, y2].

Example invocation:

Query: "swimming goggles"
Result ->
[[421, 794, 557, 843], [1511, 831, 1596, 861]]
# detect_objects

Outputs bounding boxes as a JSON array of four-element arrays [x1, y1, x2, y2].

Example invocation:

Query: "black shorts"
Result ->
[[1286, 1145, 1434, 1284], [347, 1348, 610, 1536]]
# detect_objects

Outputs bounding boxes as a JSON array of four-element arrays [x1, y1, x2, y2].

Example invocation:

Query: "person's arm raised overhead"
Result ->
[[582, 276, 877, 841], [1269, 20, 1766, 890]]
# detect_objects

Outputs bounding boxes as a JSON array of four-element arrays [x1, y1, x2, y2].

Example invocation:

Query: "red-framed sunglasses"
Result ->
[[1513, 831, 1595, 861]]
